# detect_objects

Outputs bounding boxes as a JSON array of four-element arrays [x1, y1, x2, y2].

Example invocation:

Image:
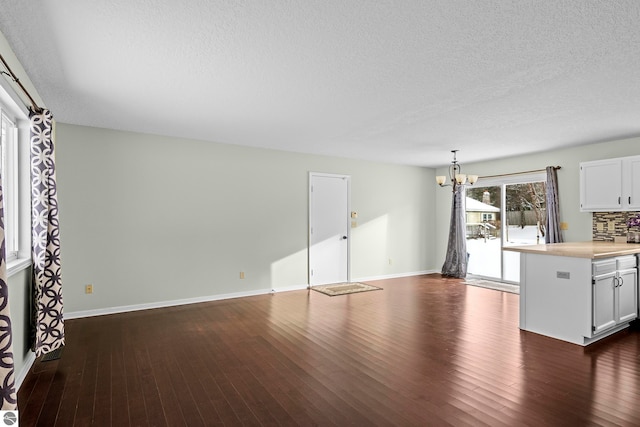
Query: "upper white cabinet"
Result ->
[[580, 155, 640, 212], [623, 156, 640, 210], [580, 159, 623, 211]]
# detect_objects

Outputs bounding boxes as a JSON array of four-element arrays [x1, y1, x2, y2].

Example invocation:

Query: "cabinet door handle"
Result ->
[[629, 196, 632, 204], [618, 196, 621, 205], [612, 276, 623, 288]]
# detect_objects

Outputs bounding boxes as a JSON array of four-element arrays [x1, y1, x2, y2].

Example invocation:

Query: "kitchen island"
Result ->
[[504, 241, 640, 345]]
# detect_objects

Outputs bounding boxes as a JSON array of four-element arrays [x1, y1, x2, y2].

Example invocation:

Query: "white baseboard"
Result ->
[[271, 284, 309, 293], [15, 351, 36, 391], [64, 288, 273, 320], [354, 270, 438, 283]]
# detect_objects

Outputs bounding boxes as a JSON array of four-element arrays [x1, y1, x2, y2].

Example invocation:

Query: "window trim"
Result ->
[[1, 111, 19, 261], [0, 83, 32, 277]]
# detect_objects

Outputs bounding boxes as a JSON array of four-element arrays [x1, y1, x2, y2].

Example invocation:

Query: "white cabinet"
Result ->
[[580, 155, 640, 212], [592, 260, 617, 333], [592, 256, 638, 336], [623, 156, 640, 210], [618, 266, 638, 321], [580, 159, 622, 211]]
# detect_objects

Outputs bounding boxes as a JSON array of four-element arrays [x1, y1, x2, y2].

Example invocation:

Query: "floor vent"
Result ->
[[41, 347, 64, 362]]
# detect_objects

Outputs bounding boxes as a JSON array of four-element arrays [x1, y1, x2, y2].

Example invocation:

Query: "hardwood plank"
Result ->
[[133, 347, 167, 427], [52, 323, 89, 427], [18, 367, 53, 426], [34, 362, 66, 426], [109, 323, 131, 427], [71, 321, 100, 426], [92, 326, 113, 427], [175, 332, 241, 425]]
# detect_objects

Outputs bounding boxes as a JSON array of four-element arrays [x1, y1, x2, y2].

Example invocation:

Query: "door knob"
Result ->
[[342, 236, 347, 240]]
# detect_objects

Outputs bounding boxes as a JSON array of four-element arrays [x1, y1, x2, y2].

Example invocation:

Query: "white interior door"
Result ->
[[309, 173, 350, 285]]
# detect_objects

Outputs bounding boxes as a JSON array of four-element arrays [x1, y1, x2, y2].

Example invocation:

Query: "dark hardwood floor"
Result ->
[[17, 274, 640, 426]]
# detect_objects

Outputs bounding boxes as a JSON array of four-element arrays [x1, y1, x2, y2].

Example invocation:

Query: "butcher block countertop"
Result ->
[[503, 241, 640, 259]]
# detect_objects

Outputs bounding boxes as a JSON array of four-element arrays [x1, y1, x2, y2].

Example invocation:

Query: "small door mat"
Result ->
[[41, 346, 64, 362], [312, 282, 382, 296], [463, 279, 520, 294]]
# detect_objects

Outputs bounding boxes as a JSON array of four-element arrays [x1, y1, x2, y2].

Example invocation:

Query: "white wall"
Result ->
[[435, 137, 640, 268], [56, 123, 436, 314]]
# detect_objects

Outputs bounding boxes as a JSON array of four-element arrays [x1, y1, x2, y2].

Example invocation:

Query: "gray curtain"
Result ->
[[30, 109, 65, 357], [0, 174, 17, 410], [442, 185, 467, 278], [545, 166, 563, 244]]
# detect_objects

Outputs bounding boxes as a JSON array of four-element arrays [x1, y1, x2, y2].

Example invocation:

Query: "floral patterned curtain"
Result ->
[[31, 109, 64, 357], [0, 177, 17, 410]]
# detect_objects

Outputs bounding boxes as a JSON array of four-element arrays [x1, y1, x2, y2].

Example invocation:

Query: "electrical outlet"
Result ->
[[388, 258, 392, 265], [85, 284, 93, 294]]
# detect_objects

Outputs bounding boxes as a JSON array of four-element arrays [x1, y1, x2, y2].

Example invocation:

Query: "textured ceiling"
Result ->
[[1, 1, 639, 167]]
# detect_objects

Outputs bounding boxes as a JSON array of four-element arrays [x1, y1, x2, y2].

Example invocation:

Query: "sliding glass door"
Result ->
[[465, 173, 546, 283], [466, 185, 502, 278], [502, 182, 547, 281]]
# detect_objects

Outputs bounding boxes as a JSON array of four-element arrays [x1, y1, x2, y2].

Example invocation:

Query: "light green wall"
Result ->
[[435, 137, 640, 268], [8, 268, 32, 384], [56, 123, 436, 313]]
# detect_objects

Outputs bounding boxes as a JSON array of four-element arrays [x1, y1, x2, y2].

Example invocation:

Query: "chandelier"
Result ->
[[435, 150, 478, 190]]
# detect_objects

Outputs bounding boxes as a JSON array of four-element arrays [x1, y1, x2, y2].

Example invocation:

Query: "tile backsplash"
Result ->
[[592, 212, 640, 241]]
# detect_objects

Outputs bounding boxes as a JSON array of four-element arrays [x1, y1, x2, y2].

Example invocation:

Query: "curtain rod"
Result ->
[[479, 166, 561, 179], [0, 51, 44, 114]]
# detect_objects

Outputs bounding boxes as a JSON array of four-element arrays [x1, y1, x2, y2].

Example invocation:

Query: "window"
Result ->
[[482, 213, 494, 221], [0, 110, 19, 261], [0, 81, 31, 274]]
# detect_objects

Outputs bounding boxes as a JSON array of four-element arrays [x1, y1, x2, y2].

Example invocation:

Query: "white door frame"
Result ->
[[308, 172, 351, 286]]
